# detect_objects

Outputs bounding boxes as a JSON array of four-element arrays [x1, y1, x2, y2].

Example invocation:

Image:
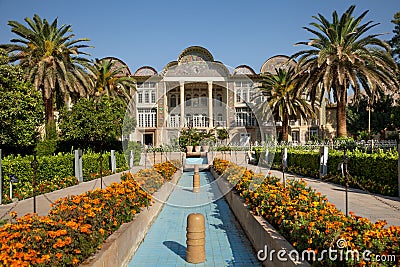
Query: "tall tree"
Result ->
[[389, 11, 400, 64], [88, 58, 135, 103], [0, 14, 91, 123], [0, 49, 44, 154], [58, 96, 127, 151], [293, 5, 399, 137], [256, 67, 314, 142], [347, 92, 399, 136]]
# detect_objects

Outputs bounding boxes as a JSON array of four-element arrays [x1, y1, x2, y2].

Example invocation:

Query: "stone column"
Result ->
[[186, 213, 206, 263], [208, 81, 213, 128], [74, 149, 83, 183], [180, 81, 185, 127], [163, 81, 168, 127]]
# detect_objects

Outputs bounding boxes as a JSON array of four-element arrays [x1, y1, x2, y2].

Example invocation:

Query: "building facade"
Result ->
[[111, 46, 336, 146]]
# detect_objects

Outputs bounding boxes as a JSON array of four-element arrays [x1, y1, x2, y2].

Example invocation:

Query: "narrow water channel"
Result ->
[[128, 170, 261, 267]]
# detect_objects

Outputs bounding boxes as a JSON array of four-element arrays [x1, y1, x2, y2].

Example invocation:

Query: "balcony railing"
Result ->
[[167, 117, 228, 128]]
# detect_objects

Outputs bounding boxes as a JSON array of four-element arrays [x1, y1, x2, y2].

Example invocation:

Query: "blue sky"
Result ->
[[0, 0, 398, 73]]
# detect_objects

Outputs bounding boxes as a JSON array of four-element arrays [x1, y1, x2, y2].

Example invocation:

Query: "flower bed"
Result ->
[[0, 161, 178, 266], [213, 158, 400, 266], [153, 160, 181, 180]]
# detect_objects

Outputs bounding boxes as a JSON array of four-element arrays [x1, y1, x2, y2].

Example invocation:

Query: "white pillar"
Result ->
[[319, 146, 328, 178], [111, 150, 116, 173], [74, 149, 83, 183], [180, 81, 185, 127], [282, 147, 288, 168], [163, 81, 168, 127], [208, 81, 213, 128]]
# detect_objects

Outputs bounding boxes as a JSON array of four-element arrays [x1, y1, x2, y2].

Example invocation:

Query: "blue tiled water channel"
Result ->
[[185, 157, 208, 164], [128, 170, 260, 267]]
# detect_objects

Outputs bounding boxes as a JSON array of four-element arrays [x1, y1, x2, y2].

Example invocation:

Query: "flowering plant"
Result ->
[[213, 158, 400, 266], [0, 161, 179, 266]]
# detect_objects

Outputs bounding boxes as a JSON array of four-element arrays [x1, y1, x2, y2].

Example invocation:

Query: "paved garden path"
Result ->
[[0, 166, 144, 220], [246, 164, 400, 226], [128, 170, 260, 267]]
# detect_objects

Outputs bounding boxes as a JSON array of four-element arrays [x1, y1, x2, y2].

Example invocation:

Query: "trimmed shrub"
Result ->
[[1, 151, 128, 203], [254, 147, 398, 196]]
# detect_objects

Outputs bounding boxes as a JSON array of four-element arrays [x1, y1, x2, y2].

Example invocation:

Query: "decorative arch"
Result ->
[[161, 61, 178, 76], [177, 46, 214, 63], [134, 66, 158, 76], [232, 65, 256, 75], [260, 55, 296, 74]]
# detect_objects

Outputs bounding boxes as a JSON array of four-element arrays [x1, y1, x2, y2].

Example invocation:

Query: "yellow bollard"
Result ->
[[186, 213, 206, 263], [193, 164, 200, 192]]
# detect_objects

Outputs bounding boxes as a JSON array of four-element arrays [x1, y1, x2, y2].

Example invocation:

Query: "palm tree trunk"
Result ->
[[336, 88, 347, 137], [44, 92, 54, 124], [282, 114, 289, 142]]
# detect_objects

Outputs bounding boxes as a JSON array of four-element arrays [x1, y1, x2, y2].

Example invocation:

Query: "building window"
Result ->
[[185, 114, 192, 127], [137, 82, 156, 104], [138, 92, 143, 104], [216, 113, 224, 127], [170, 94, 176, 108], [235, 81, 253, 103], [201, 93, 207, 106], [168, 113, 180, 127], [291, 131, 299, 142], [193, 94, 199, 107], [138, 108, 157, 128], [186, 94, 191, 106], [235, 107, 256, 126], [217, 94, 223, 106], [202, 113, 208, 126]]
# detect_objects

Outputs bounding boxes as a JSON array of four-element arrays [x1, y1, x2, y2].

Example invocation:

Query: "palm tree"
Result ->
[[293, 5, 399, 137], [257, 67, 314, 142], [88, 58, 135, 103], [0, 14, 91, 124]]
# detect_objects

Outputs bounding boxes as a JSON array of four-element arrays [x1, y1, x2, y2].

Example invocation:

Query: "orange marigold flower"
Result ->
[[56, 253, 63, 259], [80, 224, 92, 234], [53, 238, 66, 248], [64, 236, 72, 245], [72, 257, 79, 265]]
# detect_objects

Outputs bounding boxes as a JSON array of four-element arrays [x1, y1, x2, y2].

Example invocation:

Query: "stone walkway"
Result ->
[[128, 171, 260, 267], [246, 164, 400, 226]]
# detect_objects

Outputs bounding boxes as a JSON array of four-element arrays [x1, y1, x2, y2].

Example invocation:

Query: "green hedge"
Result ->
[[1, 151, 129, 203], [254, 147, 399, 196]]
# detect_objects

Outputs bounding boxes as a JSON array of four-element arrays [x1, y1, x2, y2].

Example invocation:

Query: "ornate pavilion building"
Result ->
[[111, 46, 336, 146]]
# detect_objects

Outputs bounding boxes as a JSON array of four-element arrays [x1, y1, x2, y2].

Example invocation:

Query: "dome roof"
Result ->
[[177, 46, 214, 63], [134, 66, 158, 76], [260, 55, 296, 74], [232, 65, 256, 75]]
